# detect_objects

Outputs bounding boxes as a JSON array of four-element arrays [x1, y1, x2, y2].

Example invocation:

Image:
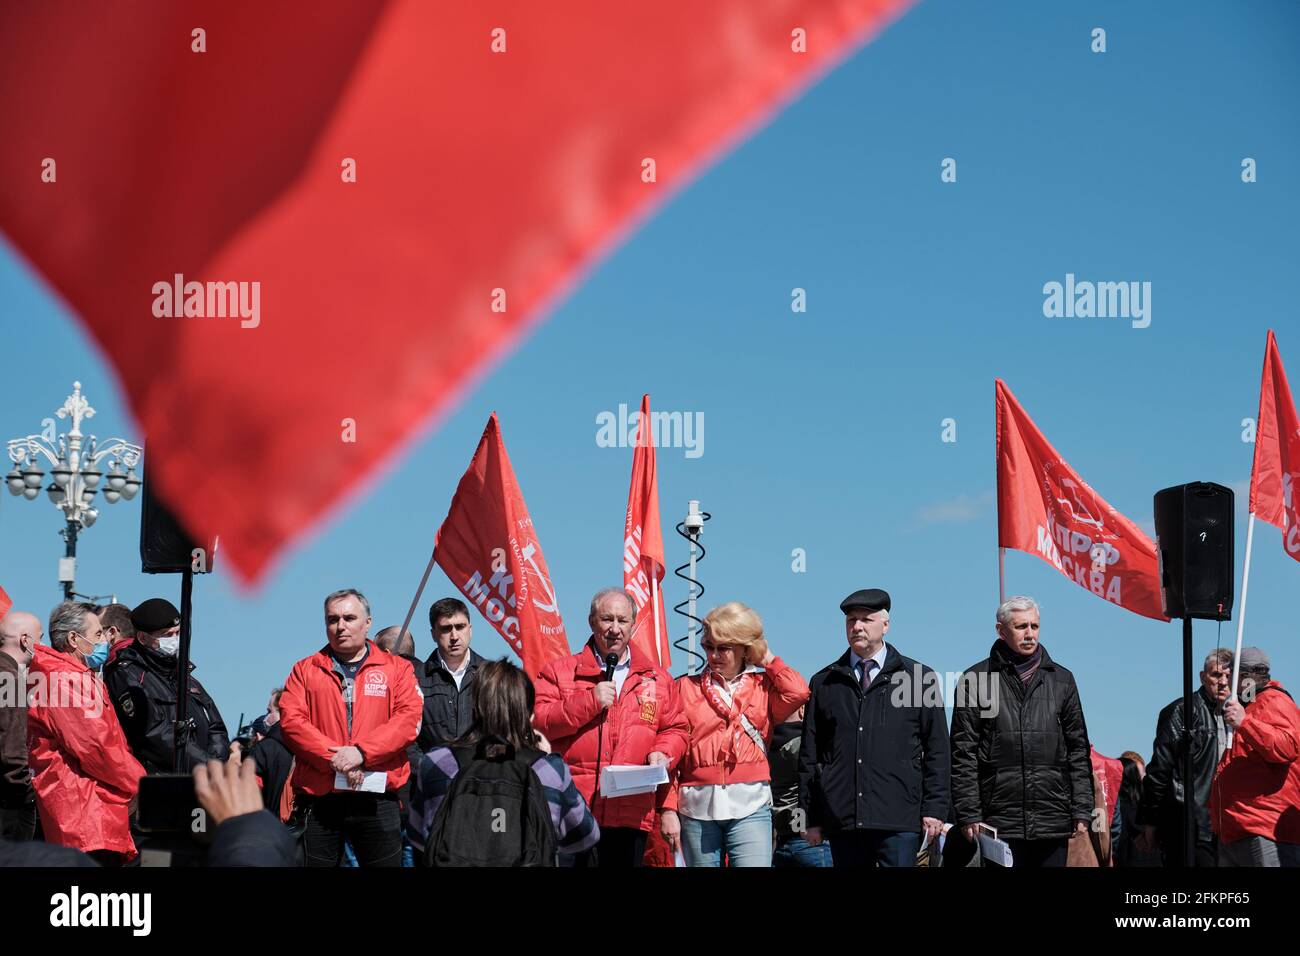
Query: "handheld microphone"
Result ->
[[603, 652, 619, 683]]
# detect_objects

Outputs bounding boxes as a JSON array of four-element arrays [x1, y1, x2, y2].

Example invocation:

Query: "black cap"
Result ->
[[840, 588, 891, 614], [131, 598, 180, 633]]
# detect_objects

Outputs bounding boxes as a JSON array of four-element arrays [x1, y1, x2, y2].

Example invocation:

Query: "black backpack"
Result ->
[[423, 736, 557, 867]]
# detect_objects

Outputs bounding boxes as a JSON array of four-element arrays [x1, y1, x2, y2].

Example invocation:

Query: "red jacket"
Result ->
[[26, 644, 144, 858], [534, 641, 689, 832], [279, 642, 422, 797], [663, 658, 809, 811], [1210, 682, 1300, 844], [1090, 746, 1123, 828]]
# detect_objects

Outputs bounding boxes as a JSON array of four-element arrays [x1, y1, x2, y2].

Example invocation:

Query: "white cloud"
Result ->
[[915, 489, 994, 527]]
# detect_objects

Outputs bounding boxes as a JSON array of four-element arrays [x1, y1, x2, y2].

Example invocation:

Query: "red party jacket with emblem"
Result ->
[[534, 641, 688, 832], [278, 641, 422, 796]]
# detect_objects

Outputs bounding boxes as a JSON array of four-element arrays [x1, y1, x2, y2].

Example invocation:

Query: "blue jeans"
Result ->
[[773, 836, 833, 867], [680, 806, 773, 867]]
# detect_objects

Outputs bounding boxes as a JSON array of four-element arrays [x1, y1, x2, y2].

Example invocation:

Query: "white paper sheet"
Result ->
[[333, 770, 387, 793], [598, 763, 669, 797]]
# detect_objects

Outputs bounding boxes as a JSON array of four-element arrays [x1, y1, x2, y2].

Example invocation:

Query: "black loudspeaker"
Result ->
[[1153, 482, 1234, 620], [139, 457, 215, 574]]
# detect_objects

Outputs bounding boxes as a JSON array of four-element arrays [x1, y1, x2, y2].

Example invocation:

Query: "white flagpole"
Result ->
[[651, 575, 662, 667], [1227, 513, 1257, 745], [998, 547, 1006, 604]]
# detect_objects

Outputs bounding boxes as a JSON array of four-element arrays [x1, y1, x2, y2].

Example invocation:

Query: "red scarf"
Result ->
[[700, 668, 755, 766]]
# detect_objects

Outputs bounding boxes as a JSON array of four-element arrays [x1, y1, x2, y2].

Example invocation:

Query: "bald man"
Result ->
[[0, 610, 42, 841], [374, 626, 416, 660]]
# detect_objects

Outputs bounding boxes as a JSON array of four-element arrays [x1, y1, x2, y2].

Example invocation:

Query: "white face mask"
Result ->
[[156, 636, 180, 657]]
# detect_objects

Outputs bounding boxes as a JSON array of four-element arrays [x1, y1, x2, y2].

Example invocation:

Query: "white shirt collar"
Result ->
[[437, 651, 471, 678], [850, 641, 888, 672], [592, 643, 630, 668]]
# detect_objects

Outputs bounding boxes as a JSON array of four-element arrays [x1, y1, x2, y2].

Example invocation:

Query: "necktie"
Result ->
[[861, 659, 877, 691]]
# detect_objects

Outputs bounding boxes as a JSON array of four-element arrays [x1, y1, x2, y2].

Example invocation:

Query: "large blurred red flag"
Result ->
[[1249, 330, 1300, 562], [434, 413, 568, 678], [0, 586, 11, 620], [996, 380, 1168, 621], [624, 395, 670, 667], [0, 0, 913, 584]]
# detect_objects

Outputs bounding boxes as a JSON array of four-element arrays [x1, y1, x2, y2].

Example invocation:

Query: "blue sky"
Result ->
[[2, 0, 1298, 757]]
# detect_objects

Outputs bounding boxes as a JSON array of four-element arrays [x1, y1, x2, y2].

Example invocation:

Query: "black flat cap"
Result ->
[[131, 598, 181, 633], [840, 588, 890, 614]]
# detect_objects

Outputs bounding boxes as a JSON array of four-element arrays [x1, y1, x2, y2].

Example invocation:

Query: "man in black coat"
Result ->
[[416, 598, 485, 752], [1137, 648, 1231, 867], [103, 598, 230, 774], [950, 596, 1093, 867], [798, 588, 950, 867]]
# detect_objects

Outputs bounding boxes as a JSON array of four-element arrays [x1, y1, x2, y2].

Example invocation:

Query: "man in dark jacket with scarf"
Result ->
[[798, 589, 950, 867], [950, 595, 1093, 867], [1137, 648, 1231, 866]]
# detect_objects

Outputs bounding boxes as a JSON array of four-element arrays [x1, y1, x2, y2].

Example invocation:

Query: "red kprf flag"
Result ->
[[434, 414, 569, 677], [0, 585, 11, 620], [0, 0, 914, 585], [624, 395, 671, 667], [1249, 330, 1300, 562], [996, 379, 1168, 621]]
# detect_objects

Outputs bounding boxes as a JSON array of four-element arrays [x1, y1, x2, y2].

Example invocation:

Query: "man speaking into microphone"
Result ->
[[535, 587, 688, 866]]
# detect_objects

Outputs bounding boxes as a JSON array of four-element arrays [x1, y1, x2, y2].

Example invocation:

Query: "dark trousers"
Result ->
[[573, 826, 647, 868], [0, 798, 36, 842], [303, 792, 401, 867], [830, 829, 920, 867], [1006, 837, 1069, 868], [1159, 828, 1218, 867]]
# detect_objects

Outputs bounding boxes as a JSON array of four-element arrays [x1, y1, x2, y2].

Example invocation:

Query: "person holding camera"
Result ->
[[659, 601, 810, 867]]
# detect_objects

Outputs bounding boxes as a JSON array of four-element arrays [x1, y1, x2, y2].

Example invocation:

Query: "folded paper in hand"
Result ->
[[977, 825, 1014, 867], [334, 770, 387, 794], [599, 763, 669, 798]]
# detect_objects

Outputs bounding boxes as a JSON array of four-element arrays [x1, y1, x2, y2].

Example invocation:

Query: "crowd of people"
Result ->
[[0, 584, 1296, 868]]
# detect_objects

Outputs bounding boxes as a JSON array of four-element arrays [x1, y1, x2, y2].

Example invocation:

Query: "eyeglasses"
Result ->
[[701, 642, 740, 654]]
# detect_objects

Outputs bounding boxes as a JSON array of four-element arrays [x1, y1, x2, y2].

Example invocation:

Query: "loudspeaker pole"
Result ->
[[172, 566, 194, 773], [1181, 615, 1195, 868]]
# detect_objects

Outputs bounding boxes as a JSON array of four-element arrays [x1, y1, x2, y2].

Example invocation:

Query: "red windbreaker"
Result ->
[[1210, 682, 1300, 844], [26, 644, 144, 858], [534, 641, 688, 832], [663, 657, 810, 810], [279, 642, 422, 797]]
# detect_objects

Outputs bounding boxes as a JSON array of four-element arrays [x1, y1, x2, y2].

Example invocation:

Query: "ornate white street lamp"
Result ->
[[6, 381, 143, 599]]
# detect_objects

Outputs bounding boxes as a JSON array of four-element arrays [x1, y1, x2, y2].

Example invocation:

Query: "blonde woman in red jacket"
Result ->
[[661, 602, 810, 866]]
